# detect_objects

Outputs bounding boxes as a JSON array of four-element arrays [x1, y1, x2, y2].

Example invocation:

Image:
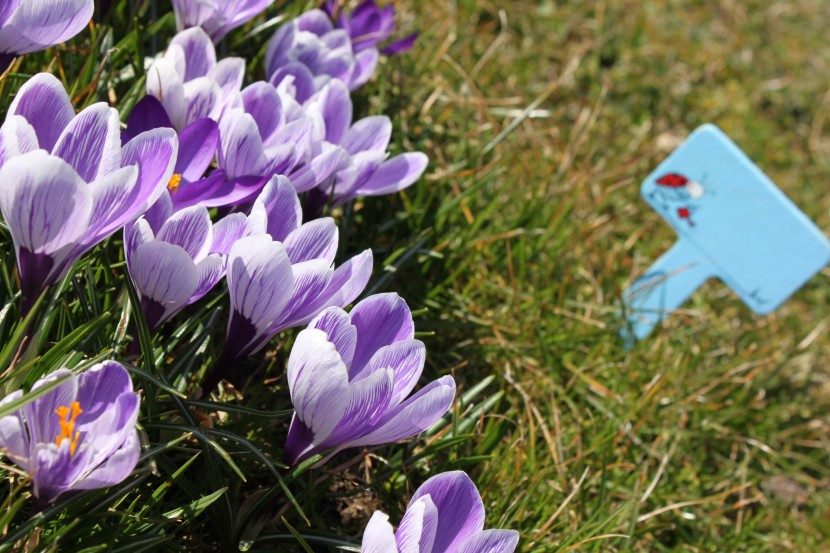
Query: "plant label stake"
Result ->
[[623, 124, 830, 342]]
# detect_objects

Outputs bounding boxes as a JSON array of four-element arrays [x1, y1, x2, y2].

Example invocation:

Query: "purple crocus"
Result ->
[[304, 79, 428, 206], [200, 175, 372, 393], [0, 361, 141, 504], [323, 0, 418, 55], [146, 27, 244, 131], [0, 0, 94, 72], [123, 95, 220, 212], [283, 293, 456, 465], [362, 471, 520, 553], [125, 190, 257, 332], [0, 73, 177, 314], [266, 9, 375, 102], [171, 0, 275, 43]]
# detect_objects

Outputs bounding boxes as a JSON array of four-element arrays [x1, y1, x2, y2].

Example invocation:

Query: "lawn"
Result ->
[[1, 0, 829, 551]]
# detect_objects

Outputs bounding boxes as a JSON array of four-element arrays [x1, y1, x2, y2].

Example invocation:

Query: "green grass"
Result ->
[[1, 0, 829, 551]]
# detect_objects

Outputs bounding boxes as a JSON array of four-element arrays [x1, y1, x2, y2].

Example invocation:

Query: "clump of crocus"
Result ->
[[322, 0, 418, 56], [284, 293, 456, 465], [125, 190, 258, 332], [266, 9, 375, 102], [146, 27, 245, 131], [0, 73, 177, 315], [362, 471, 520, 553], [200, 176, 372, 393], [303, 80, 428, 209], [0, 0, 94, 72], [171, 0, 275, 43], [0, 362, 142, 505]]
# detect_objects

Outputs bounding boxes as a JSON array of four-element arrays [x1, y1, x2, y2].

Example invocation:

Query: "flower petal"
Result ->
[[410, 471, 485, 553], [362, 511, 399, 553], [456, 530, 520, 553], [342, 116, 392, 155], [147, 59, 187, 130], [358, 340, 426, 402], [6, 73, 74, 152], [72, 431, 141, 491], [308, 307, 357, 369], [346, 376, 455, 448], [169, 27, 217, 80], [0, 151, 92, 257], [0, 115, 38, 168], [131, 241, 199, 316], [0, 0, 93, 55], [227, 235, 294, 334], [396, 495, 438, 553], [177, 118, 219, 182], [287, 327, 350, 446], [349, 293, 414, 374], [253, 175, 302, 242], [284, 218, 338, 264], [355, 152, 429, 197], [53, 103, 122, 182], [156, 205, 213, 261]]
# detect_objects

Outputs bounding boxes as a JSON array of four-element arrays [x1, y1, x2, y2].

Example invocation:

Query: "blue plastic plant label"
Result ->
[[623, 124, 830, 341]]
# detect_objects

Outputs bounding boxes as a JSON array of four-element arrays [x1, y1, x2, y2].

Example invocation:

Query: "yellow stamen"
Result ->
[[168, 173, 182, 194], [55, 401, 83, 456]]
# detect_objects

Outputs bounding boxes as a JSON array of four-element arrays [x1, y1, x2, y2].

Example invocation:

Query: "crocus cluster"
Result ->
[[0, 2, 519, 548], [362, 471, 520, 553], [0, 0, 94, 72], [0, 362, 141, 504]]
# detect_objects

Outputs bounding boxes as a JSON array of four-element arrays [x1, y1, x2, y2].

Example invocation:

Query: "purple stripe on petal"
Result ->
[[322, 367, 393, 447], [169, 27, 217, 80], [190, 254, 225, 303]]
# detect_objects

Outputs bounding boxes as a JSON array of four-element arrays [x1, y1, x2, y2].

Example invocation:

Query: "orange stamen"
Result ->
[[55, 401, 83, 456], [168, 173, 182, 194]]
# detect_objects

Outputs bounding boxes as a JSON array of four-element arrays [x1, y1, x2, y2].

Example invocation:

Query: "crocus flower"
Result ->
[[200, 176, 372, 393], [125, 189, 257, 331], [0, 361, 141, 504], [0, 73, 177, 314], [303, 79, 428, 207], [362, 471, 520, 553], [172, 0, 275, 43], [323, 0, 418, 55], [284, 293, 456, 465], [0, 0, 94, 72], [266, 9, 375, 102], [211, 81, 347, 206], [123, 96, 220, 212], [146, 27, 245, 131]]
